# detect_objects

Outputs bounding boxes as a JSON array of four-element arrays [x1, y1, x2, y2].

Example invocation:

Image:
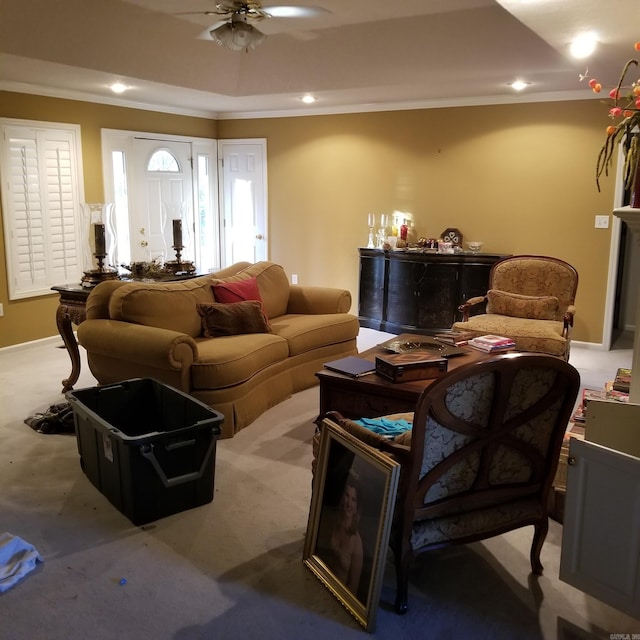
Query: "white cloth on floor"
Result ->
[[0, 532, 43, 592]]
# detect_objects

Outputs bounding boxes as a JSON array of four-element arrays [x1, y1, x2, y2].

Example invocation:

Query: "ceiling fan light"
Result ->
[[210, 21, 266, 51]]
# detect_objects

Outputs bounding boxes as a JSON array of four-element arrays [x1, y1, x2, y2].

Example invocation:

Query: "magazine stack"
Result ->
[[467, 334, 515, 353]]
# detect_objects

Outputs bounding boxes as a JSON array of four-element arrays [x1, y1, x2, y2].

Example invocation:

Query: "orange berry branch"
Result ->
[[585, 43, 640, 192]]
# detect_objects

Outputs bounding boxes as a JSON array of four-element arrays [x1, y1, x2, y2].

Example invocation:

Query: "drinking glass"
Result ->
[[367, 213, 376, 248]]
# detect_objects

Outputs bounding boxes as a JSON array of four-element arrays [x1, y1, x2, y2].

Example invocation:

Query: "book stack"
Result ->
[[612, 367, 631, 393], [570, 388, 608, 423], [467, 334, 515, 353], [435, 330, 476, 346], [603, 366, 631, 403]]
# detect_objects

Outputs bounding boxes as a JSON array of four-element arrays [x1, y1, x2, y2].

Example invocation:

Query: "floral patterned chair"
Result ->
[[452, 255, 578, 360], [319, 352, 580, 614]]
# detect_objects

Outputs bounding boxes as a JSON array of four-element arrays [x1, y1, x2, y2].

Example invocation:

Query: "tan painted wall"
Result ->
[[0, 91, 217, 348], [218, 101, 616, 345], [0, 92, 616, 348]]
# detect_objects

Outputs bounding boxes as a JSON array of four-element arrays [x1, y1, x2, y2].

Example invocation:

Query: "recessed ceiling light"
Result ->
[[509, 80, 530, 92], [110, 82, 128, 94], [570, 32, 598, 59], [301, 95, 316, 104]]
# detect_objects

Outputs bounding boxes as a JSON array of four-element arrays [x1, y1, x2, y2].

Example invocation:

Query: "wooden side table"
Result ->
[[51, 284, 91, 392]]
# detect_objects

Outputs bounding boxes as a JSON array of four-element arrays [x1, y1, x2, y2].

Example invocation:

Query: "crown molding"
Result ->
[[1, 80, 597, 122], [0, 81, 220, 119]]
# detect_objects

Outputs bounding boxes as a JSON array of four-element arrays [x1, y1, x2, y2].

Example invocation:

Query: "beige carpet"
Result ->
[[0, 329, 636, 639]]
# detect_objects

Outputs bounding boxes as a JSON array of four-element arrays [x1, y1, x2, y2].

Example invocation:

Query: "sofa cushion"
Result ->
[[452, 315, 566, 356], [486, 290, 559, 320], [269, 313, 360, 356], [191, 333, 289, 389], [212, 262, 290, 319], [197, 301, 272, 337], [109, 277, 215, 337]]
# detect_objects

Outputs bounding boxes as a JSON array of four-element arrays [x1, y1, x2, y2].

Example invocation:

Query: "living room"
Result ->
[[1, 1, 639, 637], [1, 1, 639, 350]]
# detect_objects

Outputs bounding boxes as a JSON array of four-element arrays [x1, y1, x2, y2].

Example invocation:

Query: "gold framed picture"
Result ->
[[303, 418, 400, 632]]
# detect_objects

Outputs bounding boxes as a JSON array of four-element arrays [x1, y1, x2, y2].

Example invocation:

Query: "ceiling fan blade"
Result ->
[[262, 5, 330, 18]]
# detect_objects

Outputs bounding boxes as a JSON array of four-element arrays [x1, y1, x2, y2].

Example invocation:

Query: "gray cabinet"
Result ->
[[358, 249, 508, 334], [560, 400, 640, 619]]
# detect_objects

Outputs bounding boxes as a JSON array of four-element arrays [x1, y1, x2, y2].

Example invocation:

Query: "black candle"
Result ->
[[94, 223, 106, 256], [172, 219, 183, 247]]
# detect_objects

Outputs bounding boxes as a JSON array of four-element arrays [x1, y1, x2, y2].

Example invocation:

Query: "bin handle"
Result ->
[[165, 438, 196, 451], [139, 437, 215, 488]]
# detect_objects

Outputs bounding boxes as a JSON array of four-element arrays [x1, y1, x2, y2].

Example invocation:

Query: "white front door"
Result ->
[[130, 138, 194, 264], [219, 139, 268, 265]]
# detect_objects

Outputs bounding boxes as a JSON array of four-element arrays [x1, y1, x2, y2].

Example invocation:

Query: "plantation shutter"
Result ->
[[1, 121, 85, 300]]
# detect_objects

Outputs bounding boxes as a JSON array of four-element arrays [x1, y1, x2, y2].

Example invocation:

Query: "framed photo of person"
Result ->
[[303, 418, 400, 632]]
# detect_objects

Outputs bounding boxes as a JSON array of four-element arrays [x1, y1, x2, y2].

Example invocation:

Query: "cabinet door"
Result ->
[[386, 258, 420, 328], [458, 262, 492, 316], [358, 254, 386, 328], [560, 437, 640, 618], [416, 263, 459, 331]]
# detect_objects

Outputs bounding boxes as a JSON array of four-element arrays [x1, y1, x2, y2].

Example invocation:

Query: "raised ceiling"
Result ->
[[0, 0, 638, 118]]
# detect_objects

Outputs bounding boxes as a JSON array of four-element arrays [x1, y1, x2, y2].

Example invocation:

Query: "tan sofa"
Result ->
[[77, 261, 360, 438]]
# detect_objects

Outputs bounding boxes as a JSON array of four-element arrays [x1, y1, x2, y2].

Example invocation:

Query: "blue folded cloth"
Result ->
[[354, 417, 412, 438], [0, 532, 43, 593]]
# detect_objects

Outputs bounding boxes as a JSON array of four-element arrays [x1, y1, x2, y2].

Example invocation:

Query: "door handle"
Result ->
[[256, 234, 264, 240]]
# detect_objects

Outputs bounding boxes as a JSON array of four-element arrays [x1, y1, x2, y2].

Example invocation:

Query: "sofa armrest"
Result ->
[[457, 296, 487, 322], [77, 319, 197, 371], [85, 280, 129, 320], [287, 285, 352, 314]]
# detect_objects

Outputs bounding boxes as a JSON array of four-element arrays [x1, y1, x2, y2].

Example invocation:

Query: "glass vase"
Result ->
[[81, 203, 117, 271], [162, 201, 193, 263]]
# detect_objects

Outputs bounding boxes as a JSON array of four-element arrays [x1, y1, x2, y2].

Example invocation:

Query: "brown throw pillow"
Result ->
[[197, 301, 272, 337], [486, 289, 559, 320]]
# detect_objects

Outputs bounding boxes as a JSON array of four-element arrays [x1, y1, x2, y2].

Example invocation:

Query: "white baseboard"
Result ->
[[570, 340, 607, 351], [0, 334, 65, 355]]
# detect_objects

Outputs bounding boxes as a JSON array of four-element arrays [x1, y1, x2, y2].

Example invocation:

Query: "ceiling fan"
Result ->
[[183, 2, 328, 51]]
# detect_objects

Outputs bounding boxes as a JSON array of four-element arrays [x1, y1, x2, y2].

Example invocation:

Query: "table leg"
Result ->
[[55, 304, 81, 393]]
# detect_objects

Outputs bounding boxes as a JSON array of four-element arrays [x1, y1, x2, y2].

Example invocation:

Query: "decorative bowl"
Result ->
[[466, 241, 483, 253]]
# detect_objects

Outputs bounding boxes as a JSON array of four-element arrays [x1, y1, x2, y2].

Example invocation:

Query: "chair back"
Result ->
[[489, 255, 578, 320], [400, 353, 580, 524]]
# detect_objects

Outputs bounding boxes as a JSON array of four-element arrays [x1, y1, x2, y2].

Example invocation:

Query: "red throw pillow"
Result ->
[[212, 277, 262, 304], [211, 276, 270, 325]]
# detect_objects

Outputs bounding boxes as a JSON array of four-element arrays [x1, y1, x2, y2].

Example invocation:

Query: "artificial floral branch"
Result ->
[[586, 47, 640, 192]]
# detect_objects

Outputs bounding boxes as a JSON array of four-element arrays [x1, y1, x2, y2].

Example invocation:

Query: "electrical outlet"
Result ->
[[291, 274, 298, 284], [0, 303, 3, 316], [595, 215, 610, 229]]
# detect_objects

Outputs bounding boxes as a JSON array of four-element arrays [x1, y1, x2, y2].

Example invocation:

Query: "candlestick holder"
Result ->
[[163, 243, 196, 275], [80, 203, 119, 287], [81, 242, 119, 287]]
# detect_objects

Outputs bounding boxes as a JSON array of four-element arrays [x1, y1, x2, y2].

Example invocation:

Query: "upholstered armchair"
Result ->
[[317, 353, 580, 614], [452, 255, 578, 360]]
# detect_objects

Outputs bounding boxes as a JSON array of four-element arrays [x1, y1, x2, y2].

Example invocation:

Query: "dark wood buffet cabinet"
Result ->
[[358, 248, 509, 335]]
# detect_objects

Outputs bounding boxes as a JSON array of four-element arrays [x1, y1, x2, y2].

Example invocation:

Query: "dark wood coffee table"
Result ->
[[316, 334, 493, 419]]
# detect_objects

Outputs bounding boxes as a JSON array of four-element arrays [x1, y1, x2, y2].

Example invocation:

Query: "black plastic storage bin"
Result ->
[[66, 378, 223, 526]]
